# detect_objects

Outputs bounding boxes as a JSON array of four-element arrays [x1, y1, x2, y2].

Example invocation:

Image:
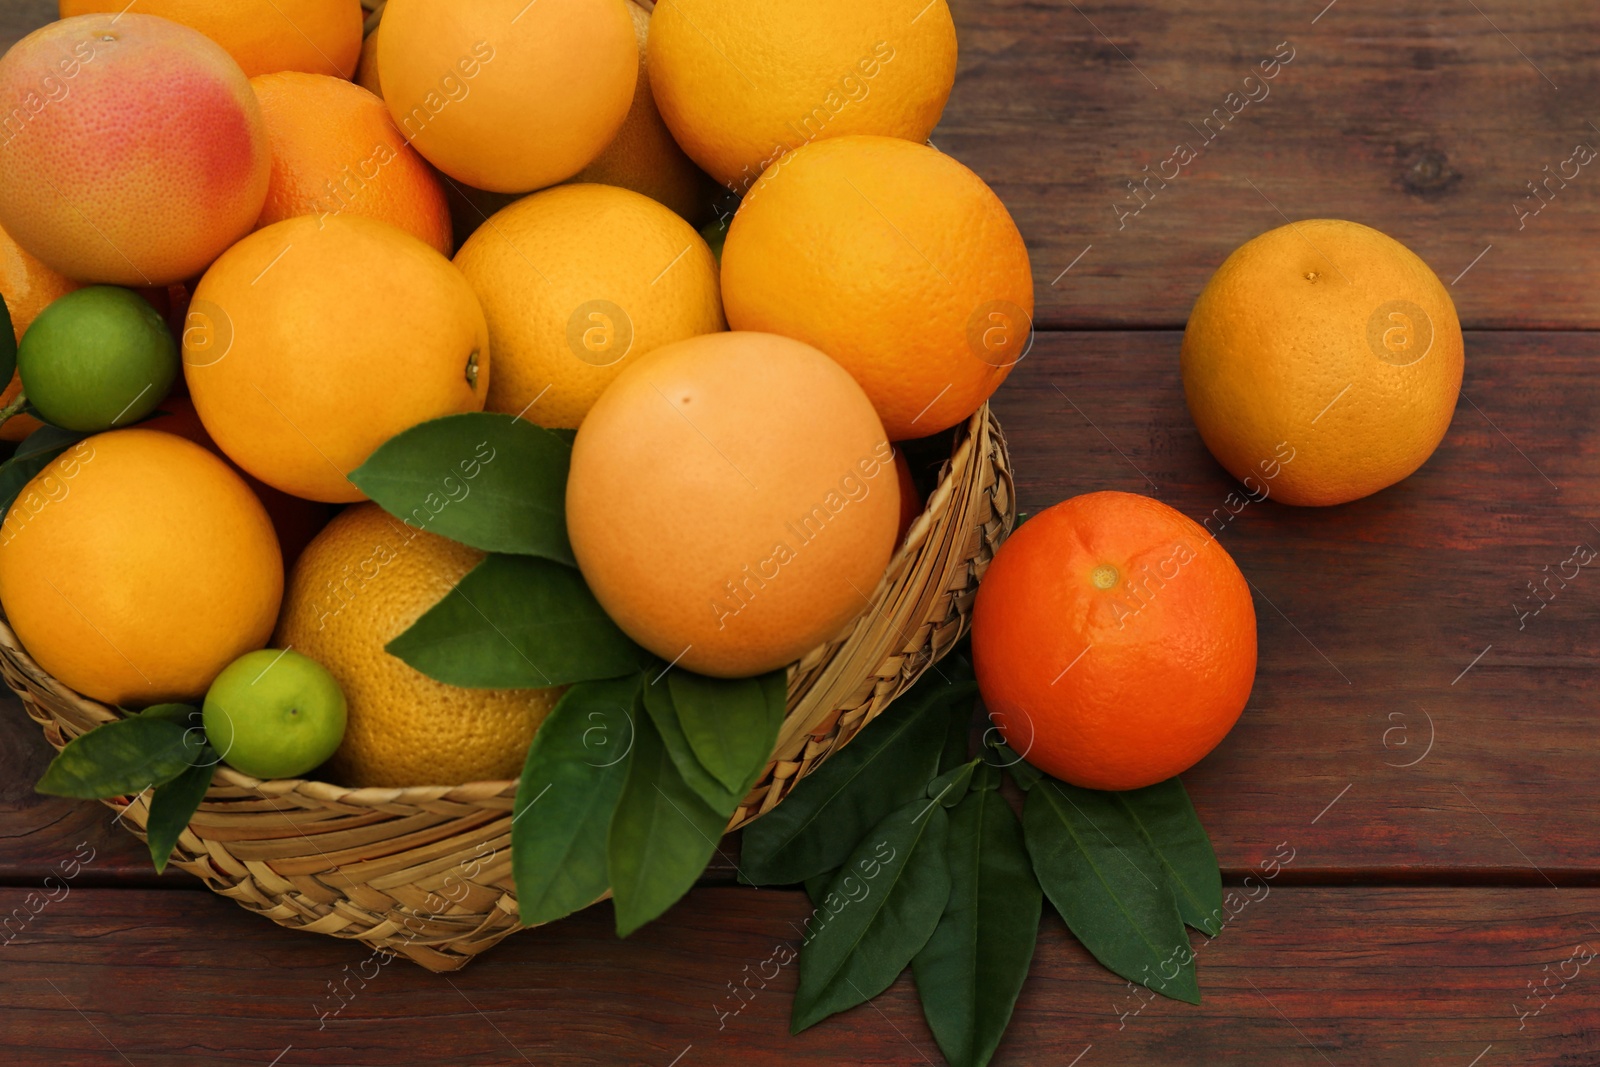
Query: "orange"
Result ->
[[721, 135, 1033, 441], [141, 396, 332, 569], [377, 0, 637, 193], [571, 1, 718, 223], [567, 331, 900, 677], [250, 71, 452, 255], [0, 221, 80, 441], [0, 428, 282, 706], [183, 213, 489, 503], [453, 183, 724, 429], [276, 503, 561, 787], [1182, 219, 1464, 507], [354, 22, 381, 97], [59, 0, 363, 79], [648, 0, 958, 192], [972, 492, 1256, 792], [0, 14, 270, 287]]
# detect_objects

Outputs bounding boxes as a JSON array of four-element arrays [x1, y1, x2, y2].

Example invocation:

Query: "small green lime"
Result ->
[[17, 286, 178, 432], [203, 649, 348, 781]]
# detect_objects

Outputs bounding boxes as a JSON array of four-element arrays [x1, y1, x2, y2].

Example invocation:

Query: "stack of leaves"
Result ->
[[740, 657, 1222, 1067]]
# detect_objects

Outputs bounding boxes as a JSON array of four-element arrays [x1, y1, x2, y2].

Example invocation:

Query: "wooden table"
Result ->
[[4, 1, 1599, 1063]]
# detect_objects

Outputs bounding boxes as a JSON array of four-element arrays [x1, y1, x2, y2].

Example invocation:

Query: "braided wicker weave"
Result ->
[[2, 404, 1014, 971]]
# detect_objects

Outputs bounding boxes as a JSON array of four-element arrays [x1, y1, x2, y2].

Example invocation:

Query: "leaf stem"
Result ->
[[0, 389, 27, 432]]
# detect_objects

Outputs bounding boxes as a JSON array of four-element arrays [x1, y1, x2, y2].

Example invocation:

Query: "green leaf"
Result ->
[[926, 759, 978, 807], [913, 785, 1041, 1067], [0, 292, 15, 385], [512, 676, 639, 925], [386, 553, 651, 688], [1116, 778, 1224, 936], [667, 670, 781, 794], [36, 707, 206, 799], [1023, 779, 1198, 1003], [803, 869, 837, 906], [349, 412, 575, 564], [988, 741, 1041, 791], [791, 798, 952, 1033], [739, 671, 976, 886], [145, 755, 216, 874], [607, 710, 727, 937], [0, 428, 89, 520], [640, 672, 741, 816], [939, 688, 974, 773]]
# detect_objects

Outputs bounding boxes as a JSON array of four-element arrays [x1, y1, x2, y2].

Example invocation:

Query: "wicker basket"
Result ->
[[2, 404, 1014, 972]]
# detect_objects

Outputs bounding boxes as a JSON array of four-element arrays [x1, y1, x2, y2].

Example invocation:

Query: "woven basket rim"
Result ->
[[0, 404, 998, 809]]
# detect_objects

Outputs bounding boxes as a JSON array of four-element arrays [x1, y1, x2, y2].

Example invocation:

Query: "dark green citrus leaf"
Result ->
[[803, 869, 838, 906], [913, 785, 1041, 1067], [512, 676, 639, 925], [0, 292, 15, 385], [349, 412, 574, 564], [926, 759, 978, 807], [1023, 778, 1198, 1003], [607, 710, 726, 937], [667, 670, 780, 794], [387, 553, 651, 688], [739, 670, 976, 886], [0, 429, 90, 520], [146, 754, 216, 874], [1116, 778, 1224, 936], [791, 797, 951, 1033], [36, 707, 206, 799], [988, 741, 1041, 791]]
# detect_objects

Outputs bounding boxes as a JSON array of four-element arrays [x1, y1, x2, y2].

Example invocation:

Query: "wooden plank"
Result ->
[[1, 885, 1596, 1065], [2, 330, 1597, 882], [941, 0, 1600, 329], [988, 330, 1600, 877], [0, 0, 50, 53], [0, 693, 181, 887]]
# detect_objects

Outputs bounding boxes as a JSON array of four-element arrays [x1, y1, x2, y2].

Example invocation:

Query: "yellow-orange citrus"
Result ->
[[184, 214, 489, 503], [376, 0, 637, 193], [0, 429, 282, 706], [572, 1, 718, 223], [354, 22, 381, 96], [276, 503, 561, 787], [250, 71, 452, 255], [567, 331, 900, 677], [972, 491, 1257, 791], [0, 14, 270, 286], [453, 183, 723, 429], [722, 135, 1033, 440], [649, 0, 957, 192], [1182, 219, 1464, 507], [0, 221, 80, 441], [59, 0, 363, 78]]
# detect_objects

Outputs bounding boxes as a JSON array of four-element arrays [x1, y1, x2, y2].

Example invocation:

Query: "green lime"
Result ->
[[17, 285, 178, 432], [203, 649, 348, 781]]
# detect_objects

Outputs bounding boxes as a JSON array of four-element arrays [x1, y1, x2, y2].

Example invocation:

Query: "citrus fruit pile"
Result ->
[[0, 0, 1030, 794], [0, 0, 1472, 1051]]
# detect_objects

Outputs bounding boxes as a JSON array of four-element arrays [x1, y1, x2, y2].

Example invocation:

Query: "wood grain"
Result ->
[[989, 330, 1600, 878], [941, 0, 1600, 329], [2, 885, 1596, 1065]]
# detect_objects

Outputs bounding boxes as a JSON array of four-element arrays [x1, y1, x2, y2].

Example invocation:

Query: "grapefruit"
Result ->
[[0, 14, 270, 286], [567, 331, 900, 677]]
